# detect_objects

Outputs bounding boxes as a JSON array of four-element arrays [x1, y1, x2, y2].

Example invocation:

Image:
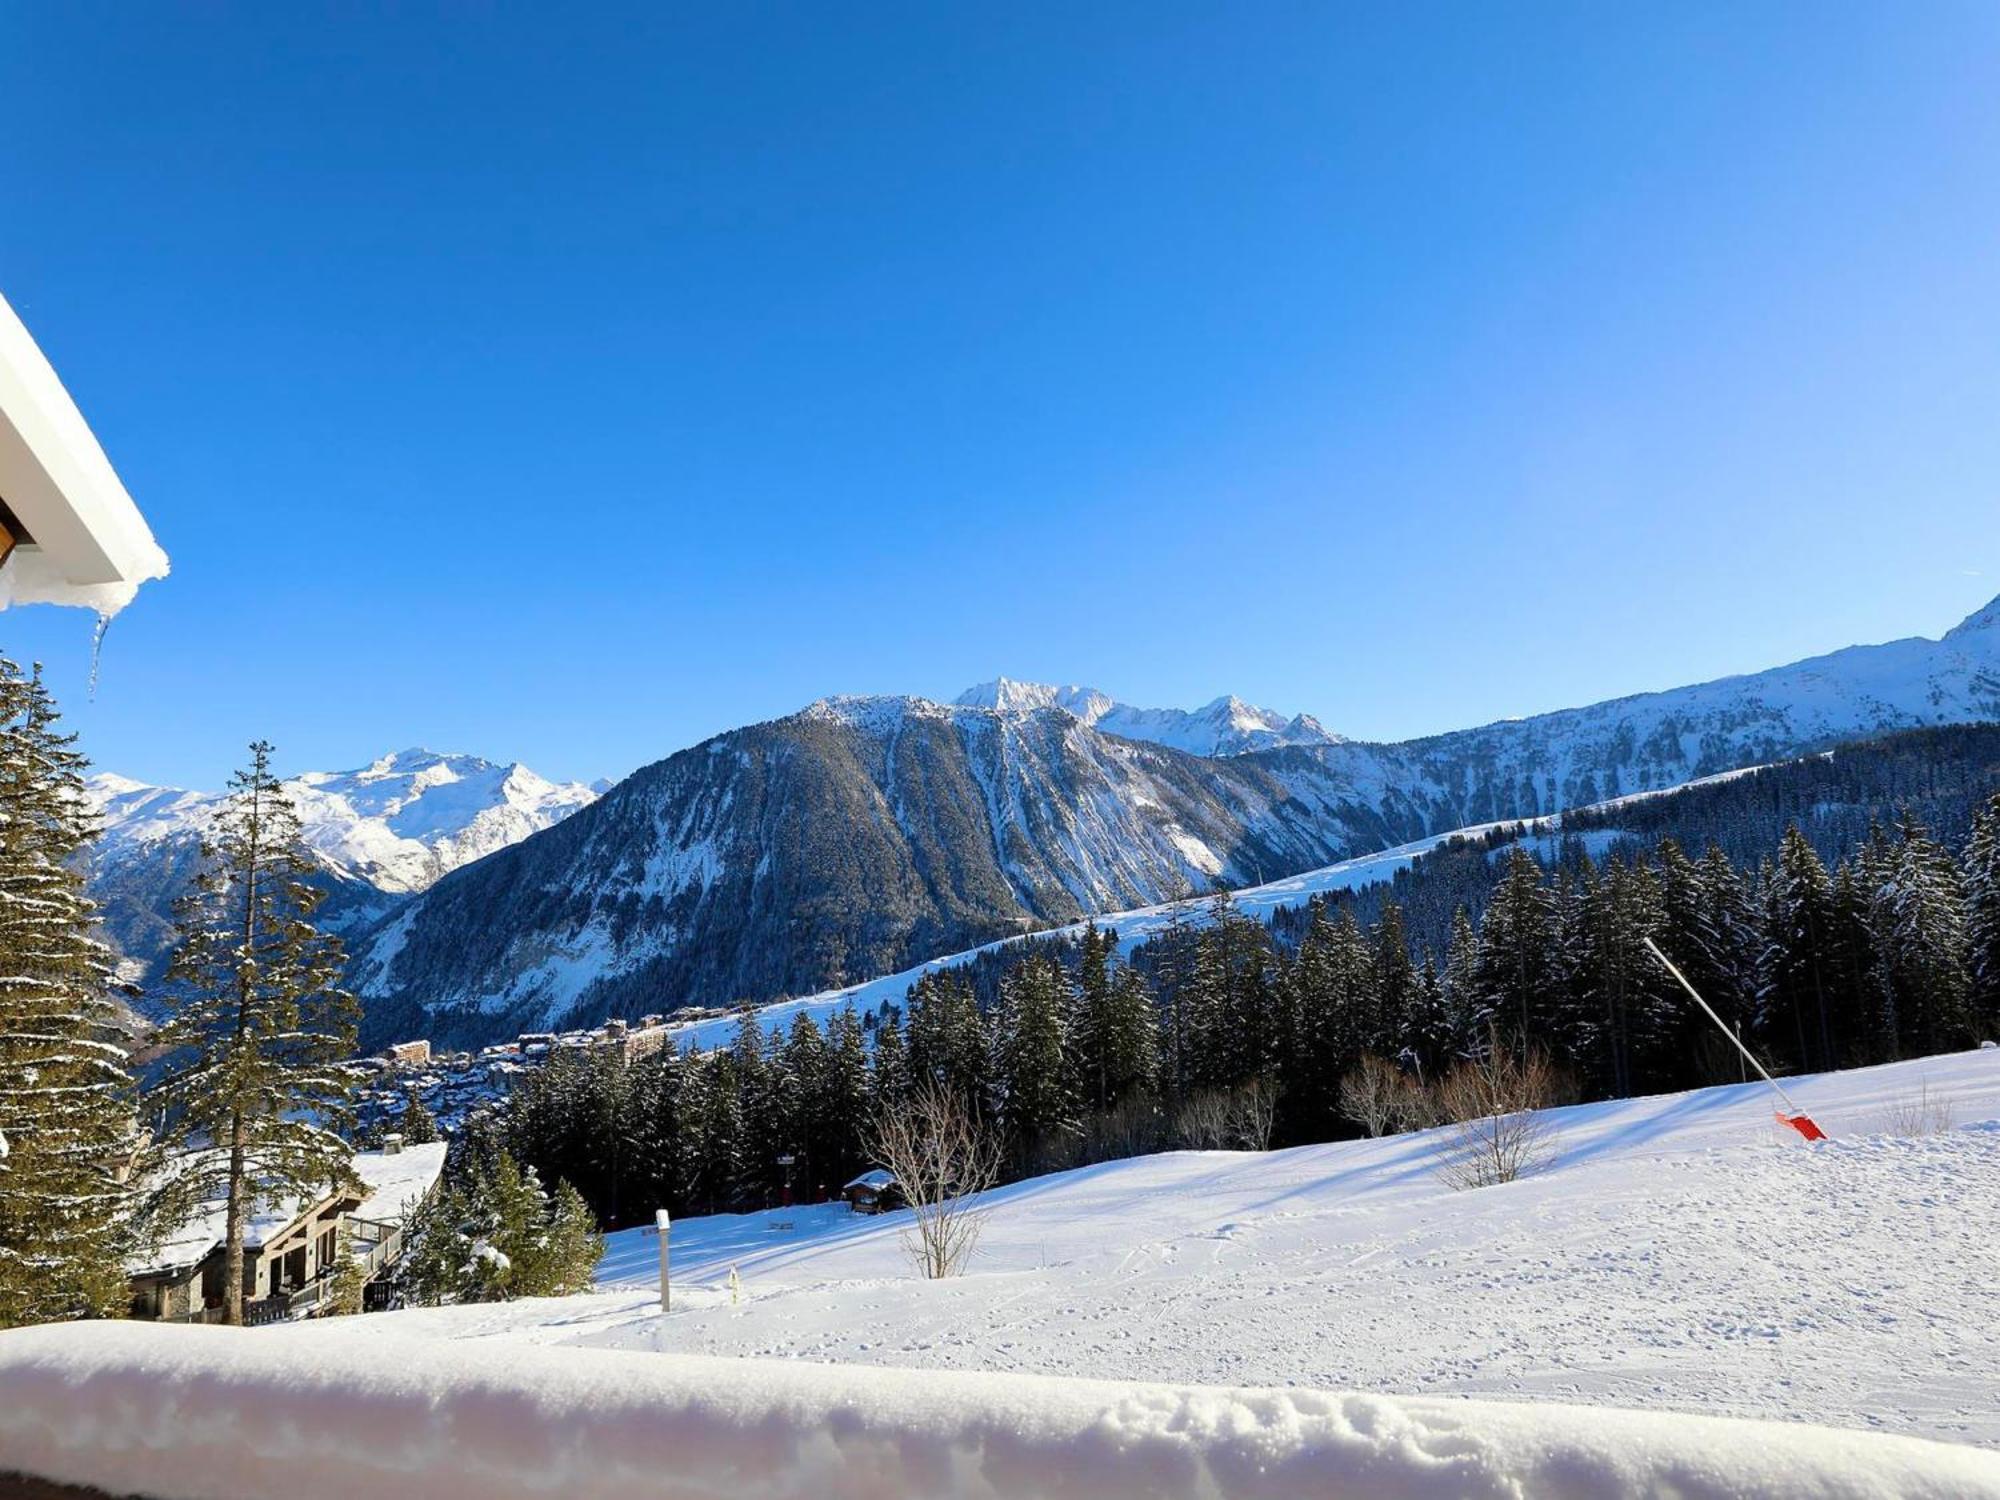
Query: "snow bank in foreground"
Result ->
[[2, 1323, 1995, 1500]]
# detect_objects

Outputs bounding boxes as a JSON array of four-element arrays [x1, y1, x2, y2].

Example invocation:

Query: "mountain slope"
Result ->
[[1314, 593, 2000, 823], [88, 749, 600, 989], [355, 594, 2000, 1050]]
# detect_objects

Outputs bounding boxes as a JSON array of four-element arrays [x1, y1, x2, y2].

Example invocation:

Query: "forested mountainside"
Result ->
[[351, 700, 1415, 1048], [352, 596, 2000, 1051], [1255, 721, 2000, 968]]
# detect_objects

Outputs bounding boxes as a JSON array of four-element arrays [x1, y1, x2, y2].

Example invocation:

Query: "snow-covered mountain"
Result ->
[[87, 750, 601, 992], [954, 678, 1341, 756], [354, 594, 2000, 1049], [351, 700, 1404, 1048]]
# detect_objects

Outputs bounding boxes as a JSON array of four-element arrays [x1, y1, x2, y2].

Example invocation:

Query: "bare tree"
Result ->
[[1433, 1039, 1563, 1190], [1172, 1089, 1233, 1149], [1388, 1071, 1443, 1134], [1224, 1077, 1280, 1151], [869, 1081, 1003, 1279], [1339, 1056, 1403, 1137]]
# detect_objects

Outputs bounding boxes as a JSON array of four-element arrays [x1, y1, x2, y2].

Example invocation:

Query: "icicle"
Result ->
[[88, 611, 111, 698]]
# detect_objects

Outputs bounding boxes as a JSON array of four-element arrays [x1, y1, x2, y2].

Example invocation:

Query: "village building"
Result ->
[[127, 1140, 447, 1325], [842, 1168, 904, 1215]]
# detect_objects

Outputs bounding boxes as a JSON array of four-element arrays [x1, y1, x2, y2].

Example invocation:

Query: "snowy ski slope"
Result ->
[[10, 1053, 1998, 1498]]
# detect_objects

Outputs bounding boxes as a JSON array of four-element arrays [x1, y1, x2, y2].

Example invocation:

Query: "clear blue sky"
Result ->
[[3, 4, 1997, 788]]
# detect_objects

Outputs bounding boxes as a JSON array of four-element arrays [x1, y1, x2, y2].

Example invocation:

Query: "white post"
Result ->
[[655, 1208, 671, 1314]]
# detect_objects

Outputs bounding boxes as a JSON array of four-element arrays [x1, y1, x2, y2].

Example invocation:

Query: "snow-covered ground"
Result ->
[[291, 1048, 2000, 1453], [8, 1051, 1998, 1498]]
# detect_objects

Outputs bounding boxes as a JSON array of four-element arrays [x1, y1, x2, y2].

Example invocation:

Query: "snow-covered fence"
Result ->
[[0, 1322, 1994, 1500]]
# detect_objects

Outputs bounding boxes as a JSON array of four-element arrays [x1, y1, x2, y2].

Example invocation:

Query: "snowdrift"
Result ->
[[2, 1322, 1995, 1500]]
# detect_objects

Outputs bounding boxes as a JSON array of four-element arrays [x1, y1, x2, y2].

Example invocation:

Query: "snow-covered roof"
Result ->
[[351, 1141, 450, 1225], [2, 1320, 1991, 1500], [130, 1142, 447, 1276], [0, 292, 169, 615], [843, 1169, 897, 1192]]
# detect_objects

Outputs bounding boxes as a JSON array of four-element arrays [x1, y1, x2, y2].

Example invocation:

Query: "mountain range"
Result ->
[[333, 596, 2000, 1049], [86, 750, 603, 991], [952, 678, 1341, 756]]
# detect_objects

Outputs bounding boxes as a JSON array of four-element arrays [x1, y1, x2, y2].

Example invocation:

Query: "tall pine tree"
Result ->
[[147, 741, 359, 1325], [0, 660, 141, 1326], [1964, 794, 2000, 1032]]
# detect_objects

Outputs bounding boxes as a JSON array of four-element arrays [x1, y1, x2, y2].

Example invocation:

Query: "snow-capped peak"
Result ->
[[954, 679, 1119, 722], [953, 679, 1342, 757], [1943, 591, 2000, 641], [89, 748, 601, 896]]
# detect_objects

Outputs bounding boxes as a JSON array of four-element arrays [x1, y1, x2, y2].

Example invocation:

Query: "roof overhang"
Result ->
[[0, 293, 168, 615]]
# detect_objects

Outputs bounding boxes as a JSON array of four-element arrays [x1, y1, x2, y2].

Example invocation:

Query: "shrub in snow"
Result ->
[[1434, 1039, 1563, 1190], [320, 1234, 367, 1316], [1172, 1078, 1279, 1151], [1881, 1080, 1958, 1138], [402, 1149, 601, 1304]]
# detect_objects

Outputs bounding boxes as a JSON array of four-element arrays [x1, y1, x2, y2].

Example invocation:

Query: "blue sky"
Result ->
[[3, 4, 1997, 788]]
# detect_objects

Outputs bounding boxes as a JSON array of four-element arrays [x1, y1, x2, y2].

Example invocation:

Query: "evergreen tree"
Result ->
[[402, 1149, 602, 1304], [1099, 960, 1160, 1108], [0, 659, 140, 1326], [687, 1051, 744, 1211], [778, 1012, 827, 1194], [1547, 864, 1598, 1066], [729, 1010, 787, 1205], [627, 1045, 691, 1213], [1652, 838, 1754, 1079], [147, 742, 359, 1325], [819, 1008, 871, 1194], [1149, 899, 1203, 1093], [1073, 922, 1116, 1111], [1182, 893, 1279, 1089], [1407, 953, 1450, 1080], [869, 1005, 910, 1116], [906, 969, 990, 1118], [1369, 903, 1420, 1059], [397, 1089, 440, 1146], [1868, 813, 1975, 1059], [1965, 794, 2000, 1030], [1698, 843, 1761, 1026], [992, 954, 1081, 1168], [1438, 906, 1482, 1058], [1758, 827, 1844, 1072], [1473, 848, 1558, 1050], [1575, 858, 1670, 1095], [1280, 901, 1372, 1141]]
